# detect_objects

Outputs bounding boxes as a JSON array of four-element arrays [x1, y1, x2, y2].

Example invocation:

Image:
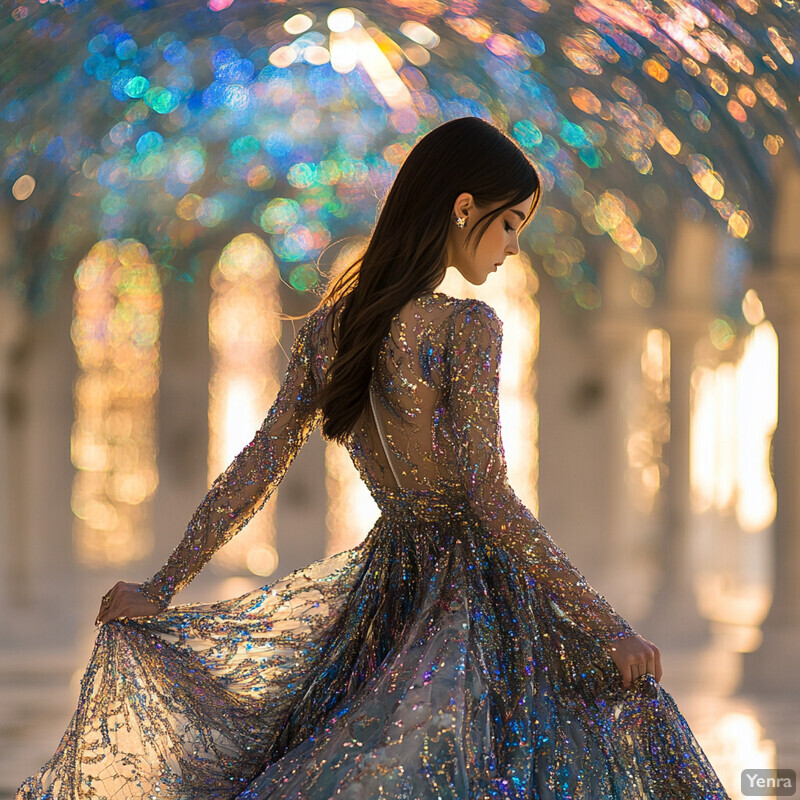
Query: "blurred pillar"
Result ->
[[741, 160, 800, 694], [26, 278, 79, 632], [594, 247, 652, 616], [0, 287, 31, 608], [149, 270, 213, 599], [643, 218, 715, 646], [536, 274, 611, 590]]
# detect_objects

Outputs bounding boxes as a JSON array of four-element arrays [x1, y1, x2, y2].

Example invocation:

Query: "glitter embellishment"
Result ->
[[16, 293, 729, 799]]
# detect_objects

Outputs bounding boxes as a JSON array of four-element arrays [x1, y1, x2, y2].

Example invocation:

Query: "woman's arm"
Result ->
[[447, 299, 638, 645], [132, 311, 323, 609]]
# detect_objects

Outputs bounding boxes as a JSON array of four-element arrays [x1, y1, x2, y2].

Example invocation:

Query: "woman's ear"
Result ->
[[452, 192, 474, 221]]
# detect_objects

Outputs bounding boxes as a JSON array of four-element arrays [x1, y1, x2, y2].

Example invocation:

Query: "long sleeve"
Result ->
[[139, 312, 322, 609], [447, 299, 638, 646]]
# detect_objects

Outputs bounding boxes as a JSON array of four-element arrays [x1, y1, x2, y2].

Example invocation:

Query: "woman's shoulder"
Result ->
[[407, 293, 503, 350], [284, 303, 335, 357], [436, 293, 503, 337], [419, 291, 500, 322]]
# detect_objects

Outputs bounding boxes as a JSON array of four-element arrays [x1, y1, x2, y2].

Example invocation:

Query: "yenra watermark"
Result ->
[[741, 769, 796, 796]]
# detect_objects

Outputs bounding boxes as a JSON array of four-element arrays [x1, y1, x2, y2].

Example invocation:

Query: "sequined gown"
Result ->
[[17, 293, 730, 800]]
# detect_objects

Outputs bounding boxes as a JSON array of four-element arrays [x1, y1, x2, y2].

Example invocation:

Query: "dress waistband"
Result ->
[[373, 486, 473, 523]]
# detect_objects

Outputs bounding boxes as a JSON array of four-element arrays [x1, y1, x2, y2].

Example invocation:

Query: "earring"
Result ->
[[454, 217, 467, 228]]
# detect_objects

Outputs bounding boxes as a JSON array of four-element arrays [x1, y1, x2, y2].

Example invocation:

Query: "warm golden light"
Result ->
[[690, 309, 777, 532], [329, 30, 359, 73], [741, 288, 765, 325], [327, 20, 414, 112], [325, 443, 380, 556], [284, 12, 313, 35], [71, 239, 162, 566], [692, 316, 776, 636], [208, 233, 281, 575], [399, 21, 440, 48], [353, 25, 413, 110], [734, 321, 778, 532], [303, 46, 331, 66], [691, 367, 716, 513], [626, 328, 670, 514], [12, 174, 35, 201], [327, 7, 355, 33], [269, 45, 298, 68], [690, 708, 776, 800]]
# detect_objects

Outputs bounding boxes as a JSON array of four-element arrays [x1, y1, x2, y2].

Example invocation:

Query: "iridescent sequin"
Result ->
[[16, 293, 729, 799]]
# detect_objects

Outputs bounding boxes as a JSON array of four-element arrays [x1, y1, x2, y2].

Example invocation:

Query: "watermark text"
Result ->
[[741, 769, 796, 797]]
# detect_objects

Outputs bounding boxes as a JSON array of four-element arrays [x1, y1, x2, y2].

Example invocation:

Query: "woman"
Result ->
[[17, 117, 729, 799]]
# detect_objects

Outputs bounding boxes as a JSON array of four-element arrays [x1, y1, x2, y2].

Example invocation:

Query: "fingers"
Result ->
[[98, 600, 122, 625], [640, 640, 655, 684], [626, 663, 643, 689], [617, 637, 662, 689], [652, 642, 663, 683], [628, 662, 643, 689], [640, 638, 662, 683], [95, 587, 115, 626], [96, 582, 128, 626]]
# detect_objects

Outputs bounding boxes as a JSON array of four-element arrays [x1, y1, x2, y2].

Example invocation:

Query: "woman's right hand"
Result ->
[[607, 633, 663, 689], [95, 581, 163, 626]]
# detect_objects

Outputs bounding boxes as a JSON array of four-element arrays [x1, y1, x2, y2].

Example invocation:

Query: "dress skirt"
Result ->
[[16, 490, 730, 800]]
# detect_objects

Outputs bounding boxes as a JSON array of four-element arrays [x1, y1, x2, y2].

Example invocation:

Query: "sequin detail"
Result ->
[[16, 293, 730, 799]]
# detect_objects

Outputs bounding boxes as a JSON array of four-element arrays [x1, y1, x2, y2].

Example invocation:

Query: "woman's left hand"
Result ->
[[95, 581, 163, 626], [607, 634, 662, 689]]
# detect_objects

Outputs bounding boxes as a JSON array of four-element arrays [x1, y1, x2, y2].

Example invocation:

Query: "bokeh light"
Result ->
[[70, 239, 162, 566], [208, 233, 281, 576], [627, 328, 670, 515], [12, 174, 35, 201], [690, 293, 777, 533], [1, 0, 798, 332]]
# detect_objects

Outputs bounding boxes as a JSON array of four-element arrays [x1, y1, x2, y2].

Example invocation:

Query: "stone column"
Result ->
[[536, 272, 612, 584], [0, 287, 31, 611], [148, 271, 218, 603], [740, 160, 800, 694], [643, 218, 716, 646], [593, 247, 653, 621], [24, 277, 79, 642]]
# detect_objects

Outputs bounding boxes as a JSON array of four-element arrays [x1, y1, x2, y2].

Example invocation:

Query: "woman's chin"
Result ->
[[452, 264, 490, 286], [463, 271, 491, 286]]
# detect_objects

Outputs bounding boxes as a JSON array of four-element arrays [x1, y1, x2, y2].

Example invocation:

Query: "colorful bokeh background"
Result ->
[[2, 0, 799, 329]]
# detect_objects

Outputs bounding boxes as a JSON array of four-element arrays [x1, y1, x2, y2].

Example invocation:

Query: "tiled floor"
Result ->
[[1, 595, 797, 800], [0, 649, 82, 800]]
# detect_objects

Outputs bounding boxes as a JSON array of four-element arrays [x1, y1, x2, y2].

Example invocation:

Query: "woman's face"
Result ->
[[445, 193, 536, 286]]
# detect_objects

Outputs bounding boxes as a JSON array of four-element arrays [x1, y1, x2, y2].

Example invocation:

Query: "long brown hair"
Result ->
[[314, 117, 541, 443]]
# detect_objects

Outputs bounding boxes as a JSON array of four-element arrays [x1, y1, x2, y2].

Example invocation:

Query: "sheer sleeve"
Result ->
[[138, 312, 322, 609], [447, 299, 638, 646]]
